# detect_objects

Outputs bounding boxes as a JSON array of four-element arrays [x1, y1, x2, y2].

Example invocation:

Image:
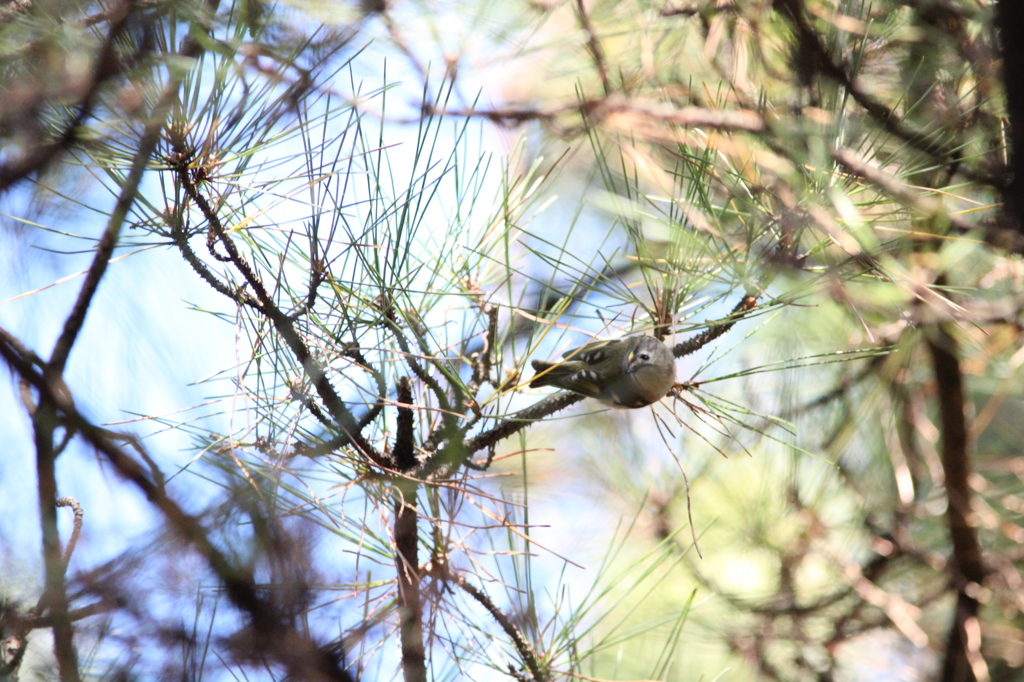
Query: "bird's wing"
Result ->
[[555, 368, 604, 398], [561, 339, 617, 364]]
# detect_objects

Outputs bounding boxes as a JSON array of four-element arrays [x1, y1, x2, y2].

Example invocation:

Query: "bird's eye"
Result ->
[[639, 352, 650, 361]]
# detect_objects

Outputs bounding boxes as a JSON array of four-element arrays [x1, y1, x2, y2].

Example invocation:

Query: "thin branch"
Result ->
[[294, 403, 386, 458], [394, 377, 415, 471], [426, 96, 767, 134], [290, 381, 336, 430], [386, 315, 465, 472], [175, 165, 385, 465], [673, 295, 758, 358], [291, 343, 390, 457], [448, 392, 584, 466], [996, 0, 1024, 229], [452, 573, 548, 682], [394, 481, 426, 682], [774, 0, 968, 172], [829, 147, 1024, 252], [831, 147, 971, 231], [467, 303, 498, 396], [169, 215, 262, 309], [51, 0, 224, 374], [927, 320, 988, 682], [50, 76, 167, 372], [55, 497, 83, 569], [0, 323, 356, 682], [25, 597, 120, 630], [386, 316, 454, 417], [575, 0, 610, 95], [0, 0, 137, 193], [33, 403, 81, 682]]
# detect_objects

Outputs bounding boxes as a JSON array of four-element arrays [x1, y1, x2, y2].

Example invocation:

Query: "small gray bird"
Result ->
[[529, 335, 676, 408]]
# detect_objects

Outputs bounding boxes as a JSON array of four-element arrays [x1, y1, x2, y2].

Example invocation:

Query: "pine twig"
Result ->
[[452, 573, 548, 682]]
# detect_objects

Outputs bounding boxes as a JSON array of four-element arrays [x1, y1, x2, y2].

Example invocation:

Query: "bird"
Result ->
[[529, 335, 676, 408]]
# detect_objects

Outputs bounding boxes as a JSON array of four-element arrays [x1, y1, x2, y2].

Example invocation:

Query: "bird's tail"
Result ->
[[529, 360, 576, 388]]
